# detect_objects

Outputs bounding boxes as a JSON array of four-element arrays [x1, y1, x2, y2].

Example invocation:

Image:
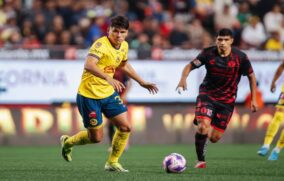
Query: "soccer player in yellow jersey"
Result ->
[[60, 16, 158, 172], [258, 60, 284, 160]]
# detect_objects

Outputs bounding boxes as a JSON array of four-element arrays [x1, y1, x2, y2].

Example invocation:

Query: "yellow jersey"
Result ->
[[78, 36, 128, 99]]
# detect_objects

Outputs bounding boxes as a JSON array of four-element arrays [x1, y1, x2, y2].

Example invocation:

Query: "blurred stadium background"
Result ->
[[0, 0, 284, 147]]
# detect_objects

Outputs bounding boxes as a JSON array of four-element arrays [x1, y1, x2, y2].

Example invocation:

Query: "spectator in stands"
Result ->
[[151, 33, 171, 60], [56, 0, 77, 29], [214, 0, 237, 17], [43, 0, 57, 28], [142, 17, 159, 41], [69, 24, 84, 47], [84, 17, 102, 47], [6, 30, 22, 48], [264, 31, 283, 51], [51, 15, 65, 43], [201, 31, 214, 48], [136, 33, 152, 60], [264, 4, 283, 33], [33, 12, 47, 42], [241, 16, 266, 49], [44, 31, 56, 47], [187, 19, 206, 49], [214, 4, 240, 31], [169, 16, 190, 48], [114, 0, 137, 21], [21, 19, 41, 48], [147, 0, 164, 23], [195, 0, 215, 34], [237, 1, 252, 27], [60, 30, 72, 46], [0, 0, 282, 52]]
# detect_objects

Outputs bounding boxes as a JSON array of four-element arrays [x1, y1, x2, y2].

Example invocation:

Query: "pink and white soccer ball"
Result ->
[[163, 153, 187, 173]]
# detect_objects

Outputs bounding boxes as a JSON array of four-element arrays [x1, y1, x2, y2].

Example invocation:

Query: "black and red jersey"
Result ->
[[191, 46, 254, 104]]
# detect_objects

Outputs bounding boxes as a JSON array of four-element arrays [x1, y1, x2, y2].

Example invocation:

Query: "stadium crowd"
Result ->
[[0, 0, 284, 58]]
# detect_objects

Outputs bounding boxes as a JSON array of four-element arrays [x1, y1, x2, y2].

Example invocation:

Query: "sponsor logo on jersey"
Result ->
[[95, 42, 102, 48], [228, 61, 236, 67], [193, 59, 202, 67]]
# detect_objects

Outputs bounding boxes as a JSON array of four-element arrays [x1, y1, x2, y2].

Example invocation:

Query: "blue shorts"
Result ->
[[76, 92, 127, 128]]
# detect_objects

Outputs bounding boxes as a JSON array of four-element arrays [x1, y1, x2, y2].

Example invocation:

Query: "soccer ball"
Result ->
[[163, 153, 186, 173]]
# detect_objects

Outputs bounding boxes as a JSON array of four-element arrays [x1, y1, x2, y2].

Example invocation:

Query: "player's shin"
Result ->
[[276, 130, 284, 150], [195, 132, 208, 161], [107, 129, 130, 163], [264, 111, 284, 145], [64, 131, 92, 149]]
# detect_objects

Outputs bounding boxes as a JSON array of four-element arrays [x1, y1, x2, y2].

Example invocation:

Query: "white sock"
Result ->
[[273, 147, 281, 153], [263, 144, 270, 149]]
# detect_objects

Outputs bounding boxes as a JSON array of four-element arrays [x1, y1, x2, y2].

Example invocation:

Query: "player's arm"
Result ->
[[176, 63, 193, 93], [84, 56, 125, 92], [119, 61, 158, 94], [247, 72, 258, 112], [271, 61, 284, 93]]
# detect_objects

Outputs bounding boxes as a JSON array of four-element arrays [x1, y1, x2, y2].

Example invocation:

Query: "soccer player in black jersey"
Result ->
[[176, 28, 258, 168]]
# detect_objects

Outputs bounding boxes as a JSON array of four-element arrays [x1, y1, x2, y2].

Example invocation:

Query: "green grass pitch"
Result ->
[[0, 144, 283, 181]]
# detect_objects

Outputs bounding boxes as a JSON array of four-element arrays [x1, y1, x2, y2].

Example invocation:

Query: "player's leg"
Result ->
[[102, 92, 129, 172], [61, 94, 102, 162], [105, 112, 130, 172], [193, 95, 214, 168], [107, 121, 116, 152], [194, 116, 211, 168], [209, 106, 232, 143], [196, 104, 232, 168], [108, 121, 116, 143], [258, 107, 284, 156], [209, 129, 224, 143], [268, 129, 284, 161]]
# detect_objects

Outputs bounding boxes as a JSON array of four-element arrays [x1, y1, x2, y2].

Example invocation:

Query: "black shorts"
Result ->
[[194, 94, 234, 132]]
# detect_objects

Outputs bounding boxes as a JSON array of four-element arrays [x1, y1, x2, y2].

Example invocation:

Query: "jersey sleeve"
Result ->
[[190, 50, 206, 69], [240, 55, 254, 76], [88, 40, 105, 60]]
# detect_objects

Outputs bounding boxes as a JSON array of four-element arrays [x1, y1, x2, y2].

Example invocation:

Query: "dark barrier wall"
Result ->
[[0, 104, 279, 145]]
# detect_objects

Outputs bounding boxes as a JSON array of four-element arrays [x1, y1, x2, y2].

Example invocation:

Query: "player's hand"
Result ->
[[251, 100, 258, 112], [270, 82, 276, 93], [176, 80, 187, 94], [106, 77, 125, 93], [140, 82, 159, 94]]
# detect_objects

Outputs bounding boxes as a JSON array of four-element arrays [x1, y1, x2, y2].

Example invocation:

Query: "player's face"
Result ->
[[108, 27, 128, 46], [216, 36, 233, 52]]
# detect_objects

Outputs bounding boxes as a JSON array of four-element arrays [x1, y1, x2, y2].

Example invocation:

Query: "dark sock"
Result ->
[[195, 132, 208, 161]]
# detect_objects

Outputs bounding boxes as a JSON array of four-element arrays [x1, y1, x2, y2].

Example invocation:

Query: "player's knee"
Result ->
[[89, 137, 102, 143], [209, 136, 221, 143], [89, 134, 103, 143], [118, 125, 131, 132], [197, 123, 210, 134]]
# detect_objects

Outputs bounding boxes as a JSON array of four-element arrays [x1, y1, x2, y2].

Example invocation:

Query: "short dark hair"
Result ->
[[110, 16, 129, 30], [217, 28, 233, 37]]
